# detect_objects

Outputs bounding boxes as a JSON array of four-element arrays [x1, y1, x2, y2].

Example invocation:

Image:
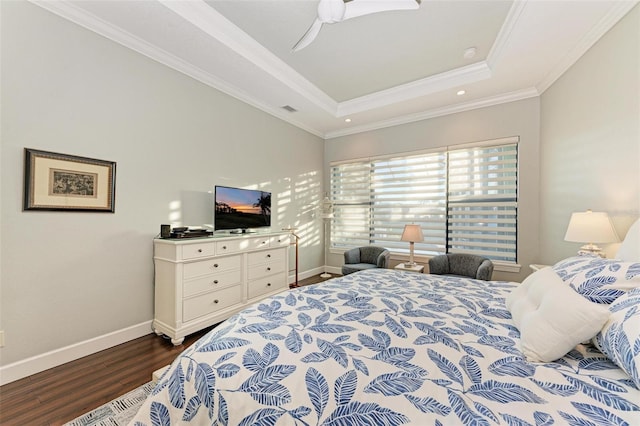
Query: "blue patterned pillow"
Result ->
[[552, 256, 640, 304], [593, 287, 640, 389]]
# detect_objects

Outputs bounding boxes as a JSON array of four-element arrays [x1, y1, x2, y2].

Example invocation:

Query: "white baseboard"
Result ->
[[0, 321, 153, 386], [288, 266, 341, 284], [1, 268, 339, 386]]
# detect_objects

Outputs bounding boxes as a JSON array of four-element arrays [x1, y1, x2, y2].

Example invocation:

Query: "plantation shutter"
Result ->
[[447, 141, 518, 262], [369, 152, 447, 255], [330, 161, 373, 248]]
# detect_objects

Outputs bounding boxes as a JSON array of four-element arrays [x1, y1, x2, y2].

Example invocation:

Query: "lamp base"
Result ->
[[578, 243, 605, 258], [320, 273, 332, 278]]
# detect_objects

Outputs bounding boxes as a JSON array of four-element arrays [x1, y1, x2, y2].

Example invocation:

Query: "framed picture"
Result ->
[[23, 148, 116, 212]]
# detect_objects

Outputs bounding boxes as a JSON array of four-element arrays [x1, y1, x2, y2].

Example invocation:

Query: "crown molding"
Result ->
[[157, 0, 338, 115], [487, 0, 529, 69], [29, 0, 623, 141], [325, 87, 540, 139], [536, 0, 639, 94], [336, 61, 492, 117], [29, 0, 325, 138]]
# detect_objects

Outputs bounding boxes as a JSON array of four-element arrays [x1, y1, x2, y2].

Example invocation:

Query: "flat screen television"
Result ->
[[214, 186, 271, 232]]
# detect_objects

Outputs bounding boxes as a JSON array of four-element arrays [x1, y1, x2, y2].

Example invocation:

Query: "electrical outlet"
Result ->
[[0, 331, 4, 348]]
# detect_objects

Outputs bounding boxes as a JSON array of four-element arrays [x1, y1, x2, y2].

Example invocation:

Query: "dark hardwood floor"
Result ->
[[0, 273, 333, 426]]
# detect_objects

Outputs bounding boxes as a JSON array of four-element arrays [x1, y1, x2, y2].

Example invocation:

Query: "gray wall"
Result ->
[[539, 4, 640, 263], [325, 98, 541, 282], [0, 2, 324, 366]]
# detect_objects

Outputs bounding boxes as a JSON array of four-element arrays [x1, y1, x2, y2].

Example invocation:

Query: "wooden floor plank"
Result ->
[[0, 274, 332, 426]]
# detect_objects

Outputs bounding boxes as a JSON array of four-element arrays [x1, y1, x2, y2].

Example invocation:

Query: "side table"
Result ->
[[394, 263, 424, 273], [529, 264, 551, 272]]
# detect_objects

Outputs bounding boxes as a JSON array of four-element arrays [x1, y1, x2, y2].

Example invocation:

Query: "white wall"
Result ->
[[0, 2, 324, 371], [325, 98, 541, 282], [539, 4, 640, 263]]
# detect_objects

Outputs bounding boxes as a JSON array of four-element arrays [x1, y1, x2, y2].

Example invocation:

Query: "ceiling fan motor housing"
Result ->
[[317, 0, 346, 23]]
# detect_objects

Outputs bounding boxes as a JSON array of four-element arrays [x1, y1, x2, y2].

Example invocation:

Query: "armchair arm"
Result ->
[[476, 259, 494, 280], [343, 248, 361, 265], [428, 255, 449, 275], [376, 250, 390, 268]]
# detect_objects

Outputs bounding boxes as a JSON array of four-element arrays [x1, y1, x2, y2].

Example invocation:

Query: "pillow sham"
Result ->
[[507, 267, 610, 362], [552, 256, 640, 304], [593, 287, 640, 389], [616, 218, 640, 262]]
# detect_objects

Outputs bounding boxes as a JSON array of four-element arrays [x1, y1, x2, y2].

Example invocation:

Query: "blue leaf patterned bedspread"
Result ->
[[131, 269, 640, 425]]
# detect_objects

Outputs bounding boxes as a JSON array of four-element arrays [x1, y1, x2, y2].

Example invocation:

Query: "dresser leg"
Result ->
[[170, 337, 184, 346]]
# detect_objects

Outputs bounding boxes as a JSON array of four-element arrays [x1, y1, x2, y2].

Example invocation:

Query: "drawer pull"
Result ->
[[213, 280, 219, 284], [214, 264, 219, 268], [267, 254, 271, 258], [197, 249, 203, 253], [267, 267, 271, 271], [222, 246, 227, 250], [262, 241, 267, 245], [214, 299, 219, 304], [267, 283, 271, 287]]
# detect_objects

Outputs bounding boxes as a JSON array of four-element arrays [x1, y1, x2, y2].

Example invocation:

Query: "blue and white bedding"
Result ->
[[131, 269, 640, 425]]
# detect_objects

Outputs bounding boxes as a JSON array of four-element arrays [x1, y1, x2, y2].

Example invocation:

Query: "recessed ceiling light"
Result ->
[[345, 118, 352, 123], [463, 47, 477, 59], [457, 90, 466, 96]]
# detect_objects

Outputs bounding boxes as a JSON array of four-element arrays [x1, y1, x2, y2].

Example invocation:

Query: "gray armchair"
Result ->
[[342, 246, 390, 275], [428, 253, 494, 281]]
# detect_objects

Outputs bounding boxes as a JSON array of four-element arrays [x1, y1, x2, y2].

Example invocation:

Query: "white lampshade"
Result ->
[[401, 224, 424, 266], [401, 224, 424, 243], [564, 210, 619, 256]]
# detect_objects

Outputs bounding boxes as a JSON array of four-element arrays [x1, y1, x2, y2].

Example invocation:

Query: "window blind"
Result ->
[[447, 143, 518, 262], [329, 139, 518, 264], [330, 151, 447, 256]]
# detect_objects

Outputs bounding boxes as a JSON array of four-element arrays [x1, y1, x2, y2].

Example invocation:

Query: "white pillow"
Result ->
[[616, 218, 640, 261], [507, 267, 610, 362]]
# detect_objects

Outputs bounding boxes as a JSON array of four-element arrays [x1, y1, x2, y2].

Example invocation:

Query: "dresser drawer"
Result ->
[[183, 269, 242, 297], [247, 260, 285, 280], [270, 234, 290, 247], [215, 238, 247, 255], [249, 237, 271, 250], [181, 242, 216, 260], [183, 284, 242, 322], [248, 273, 287, 299], [183, 255, 241, 280], [247, 248, 285, 266]]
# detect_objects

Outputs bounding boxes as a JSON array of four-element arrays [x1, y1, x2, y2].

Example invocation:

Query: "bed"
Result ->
[[131, 226, 640, 425]]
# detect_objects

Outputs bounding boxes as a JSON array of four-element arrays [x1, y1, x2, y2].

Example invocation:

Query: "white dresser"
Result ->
[[153, 231, 290, 345]]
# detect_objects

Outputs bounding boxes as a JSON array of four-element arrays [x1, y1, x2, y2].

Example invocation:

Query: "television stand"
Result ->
[[152, 231, 290, 345]]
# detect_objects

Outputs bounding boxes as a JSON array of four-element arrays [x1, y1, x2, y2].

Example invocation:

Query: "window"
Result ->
[[447, 143, 518, 263], [329, 137, 519, 264]]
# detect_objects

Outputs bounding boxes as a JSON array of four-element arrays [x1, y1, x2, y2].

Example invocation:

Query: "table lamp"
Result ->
[[564, 210, 619, 257], [401, 224, 424, 266]]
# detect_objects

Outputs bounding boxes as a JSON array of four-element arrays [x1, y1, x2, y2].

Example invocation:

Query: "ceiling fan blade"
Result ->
[[343, 0, 420, 20], [292, 18, 324, 52]]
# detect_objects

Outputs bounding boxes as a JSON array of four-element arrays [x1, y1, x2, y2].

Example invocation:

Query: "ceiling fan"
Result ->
[[292, 0, 421, 52]]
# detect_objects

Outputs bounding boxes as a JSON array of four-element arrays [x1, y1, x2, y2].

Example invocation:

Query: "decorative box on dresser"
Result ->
[[153, 231, 290, 345]]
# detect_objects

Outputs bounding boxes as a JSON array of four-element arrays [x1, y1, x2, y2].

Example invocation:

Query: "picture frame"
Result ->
[[23, 148, 116, 212]]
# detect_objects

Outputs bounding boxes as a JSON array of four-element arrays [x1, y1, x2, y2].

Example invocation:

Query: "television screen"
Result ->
[[214, 186, 271, 231]]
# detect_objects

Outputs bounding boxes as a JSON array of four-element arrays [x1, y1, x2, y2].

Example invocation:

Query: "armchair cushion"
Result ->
[[342, 246, 390, 275], [428, 253, 494, 281]]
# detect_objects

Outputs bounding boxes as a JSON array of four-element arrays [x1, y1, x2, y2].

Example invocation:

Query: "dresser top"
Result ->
[[154, 230, 291, 245]]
